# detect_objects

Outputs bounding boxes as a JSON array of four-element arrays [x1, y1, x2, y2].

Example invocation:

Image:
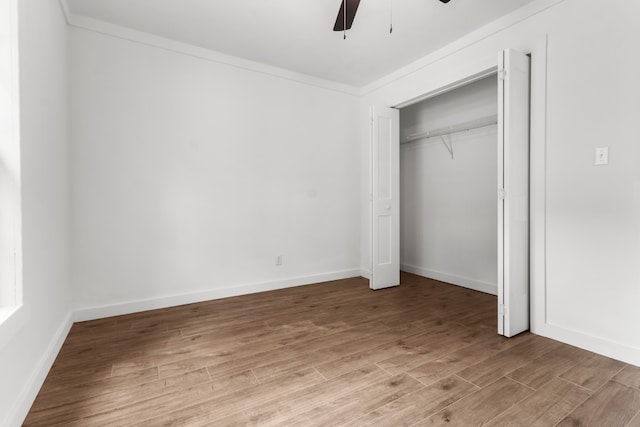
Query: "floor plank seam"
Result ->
[[625, 412, 640, 427], [612, 377, 640, 392], [374, 362, 394, 377], [313, 367, 328, 381], [451, 373, 480, 389], [465, 374, 512, 391], [557, 376, 598, 394], [250, 368, 262, 384], [451, 373, 482, 388], [482, 387, 536, 427], [354, 381, 427, 427], [552, 383, 597, 427], [570, 369, 617, 394], [612, 363, 630, 379], [507, 376, 537, 392]]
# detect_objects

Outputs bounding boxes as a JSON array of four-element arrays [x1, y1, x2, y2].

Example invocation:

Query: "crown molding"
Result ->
[[57, 0, 566, 97], [57, 0, 359, 97]]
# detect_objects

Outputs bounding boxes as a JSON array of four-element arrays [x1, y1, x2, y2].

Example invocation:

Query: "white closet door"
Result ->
[[370, 105, 400, 290], [498, 49, 530, 337]]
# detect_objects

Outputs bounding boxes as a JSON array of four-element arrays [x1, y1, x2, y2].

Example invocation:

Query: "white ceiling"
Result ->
[[66, 0, 538, 87]]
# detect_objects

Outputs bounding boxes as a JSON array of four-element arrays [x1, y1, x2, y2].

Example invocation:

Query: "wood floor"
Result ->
[[25, 273, 640, 426]]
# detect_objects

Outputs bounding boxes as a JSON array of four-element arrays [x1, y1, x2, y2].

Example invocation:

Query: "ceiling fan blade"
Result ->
[[333, 0, 361, 31]]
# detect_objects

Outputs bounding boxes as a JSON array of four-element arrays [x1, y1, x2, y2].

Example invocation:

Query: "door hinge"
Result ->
[[498, 304, 505, 316], [498, 68, 507, 81], [498, 188, 506, 200]]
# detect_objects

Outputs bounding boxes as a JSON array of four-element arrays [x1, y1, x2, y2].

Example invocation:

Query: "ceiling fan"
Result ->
[[333, 0, 451, 33]]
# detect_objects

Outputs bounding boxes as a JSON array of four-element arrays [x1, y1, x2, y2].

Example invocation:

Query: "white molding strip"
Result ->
[[57, 5, 359, 97], [361, 0, 566, 95], [401, 264, 497, 296], [536, 323, 640, 368], [3, 311, 73, 427], [56, 0, 71, 25], [73, 269, 362, 322]]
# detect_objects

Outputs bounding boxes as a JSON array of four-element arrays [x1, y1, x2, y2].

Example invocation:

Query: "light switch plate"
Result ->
[[595, 147, 609, 165]]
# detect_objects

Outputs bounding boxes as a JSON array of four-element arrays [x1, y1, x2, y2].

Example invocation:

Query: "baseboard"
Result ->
[[535, 322, 640, 367], [401, 264, 497, 296], [72, 269, 362, 322], [3, 311, 73, 427]]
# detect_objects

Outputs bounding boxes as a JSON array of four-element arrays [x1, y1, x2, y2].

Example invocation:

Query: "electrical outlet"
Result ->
[[275, 255, 282, 266]]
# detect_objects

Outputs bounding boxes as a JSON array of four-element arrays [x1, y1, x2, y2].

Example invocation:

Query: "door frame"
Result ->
[[369, 65, 500, 289], [393, 67, 499, 109], [370, 53, 535, 335], [365, 34, 548, 337]]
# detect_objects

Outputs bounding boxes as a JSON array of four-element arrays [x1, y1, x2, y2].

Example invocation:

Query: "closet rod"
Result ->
[[403, 114, 498, 144]]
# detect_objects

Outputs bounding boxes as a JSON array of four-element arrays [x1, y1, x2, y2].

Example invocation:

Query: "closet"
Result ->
[[369, 48, 531, 337], [399, 76, 499, 297]]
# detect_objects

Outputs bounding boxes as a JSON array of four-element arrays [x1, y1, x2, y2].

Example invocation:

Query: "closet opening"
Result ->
[[399, 75, 499, 299], [369, 49, 531, 337]]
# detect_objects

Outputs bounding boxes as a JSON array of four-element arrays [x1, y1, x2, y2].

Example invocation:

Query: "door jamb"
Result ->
[[393, 67, 498, 110]]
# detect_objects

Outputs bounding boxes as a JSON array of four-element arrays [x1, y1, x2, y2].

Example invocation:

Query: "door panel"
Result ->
[[498, 49, 531, 337], [371, 105, 399, 290]]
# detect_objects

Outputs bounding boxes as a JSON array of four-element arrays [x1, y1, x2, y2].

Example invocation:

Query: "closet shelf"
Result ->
[[403, 114, 498, 144]]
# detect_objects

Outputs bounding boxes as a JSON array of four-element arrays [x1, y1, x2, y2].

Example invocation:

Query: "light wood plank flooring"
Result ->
[[25, 273, 640, 426]]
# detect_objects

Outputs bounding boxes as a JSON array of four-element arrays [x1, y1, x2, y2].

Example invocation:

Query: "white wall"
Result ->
[[0, 0, 72, 425], [70, 28, 361, 316], [361, 0, 640, 366], [400, 77, 498, 295]]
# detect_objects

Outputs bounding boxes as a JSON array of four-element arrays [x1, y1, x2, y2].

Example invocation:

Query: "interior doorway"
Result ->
[[369, 49, 531, 338]]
